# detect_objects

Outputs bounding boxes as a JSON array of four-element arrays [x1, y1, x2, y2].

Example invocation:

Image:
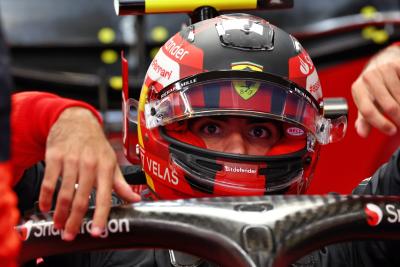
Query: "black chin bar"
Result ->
[[17, 195, 400, 267]]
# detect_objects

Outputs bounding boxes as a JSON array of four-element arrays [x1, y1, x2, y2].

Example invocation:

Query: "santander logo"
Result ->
[[365, 203, 383, 227], [17, 220, 33, 241]]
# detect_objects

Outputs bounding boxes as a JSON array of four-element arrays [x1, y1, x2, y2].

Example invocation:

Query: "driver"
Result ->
[[17, 13, 400, 267], [132, 13, 341, 199]]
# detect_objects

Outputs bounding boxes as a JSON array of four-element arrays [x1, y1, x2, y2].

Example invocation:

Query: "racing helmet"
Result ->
[[134, 13, 346, 199]]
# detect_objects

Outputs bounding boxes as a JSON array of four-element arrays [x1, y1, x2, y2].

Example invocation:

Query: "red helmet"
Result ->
[[133, 14, 346, 199]]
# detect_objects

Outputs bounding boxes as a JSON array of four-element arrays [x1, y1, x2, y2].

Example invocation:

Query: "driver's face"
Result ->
[[188, 116, 281, 156]]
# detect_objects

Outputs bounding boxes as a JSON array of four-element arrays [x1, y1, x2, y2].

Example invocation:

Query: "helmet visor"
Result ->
[[145, 77, 323, 140]]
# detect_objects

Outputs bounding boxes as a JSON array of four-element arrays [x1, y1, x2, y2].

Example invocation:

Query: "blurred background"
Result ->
[[2, 0, 400, 194]]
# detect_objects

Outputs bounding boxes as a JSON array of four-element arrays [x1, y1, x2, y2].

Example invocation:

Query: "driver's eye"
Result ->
[[202, 124, 220, 135], [249, 126, 270, 138]]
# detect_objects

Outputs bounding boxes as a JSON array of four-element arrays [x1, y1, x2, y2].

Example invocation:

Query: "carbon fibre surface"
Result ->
[[18, 195, 400, 267]]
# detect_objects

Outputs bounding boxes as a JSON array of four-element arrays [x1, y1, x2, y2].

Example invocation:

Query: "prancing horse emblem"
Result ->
[[231, 62, 264, 100]]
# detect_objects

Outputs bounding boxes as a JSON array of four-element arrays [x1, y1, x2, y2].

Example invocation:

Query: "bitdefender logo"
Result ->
[[365, 203, 383, 226], [224, 166, 256, 174]]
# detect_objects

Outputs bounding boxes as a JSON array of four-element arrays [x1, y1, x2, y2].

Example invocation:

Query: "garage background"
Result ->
[[2, 0, 400, 194]]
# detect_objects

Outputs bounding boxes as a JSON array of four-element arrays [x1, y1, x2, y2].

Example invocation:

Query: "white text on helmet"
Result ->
[[151, 59, 173, 80], [164, 38, 190, 61], [224, 166, 257, 174], [287, 127, 305, 136], [180, 78, 197, 88], [141, 153, 179, 185]]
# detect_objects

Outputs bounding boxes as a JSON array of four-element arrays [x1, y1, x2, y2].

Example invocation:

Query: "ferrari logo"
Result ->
[[231, 62, 264, 72], [233, 80, 261, 100], [231, 62, 263, 100]]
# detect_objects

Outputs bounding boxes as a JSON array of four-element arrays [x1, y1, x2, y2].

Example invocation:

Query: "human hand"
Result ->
[[39, 107, 141, 241], [351, 45, 400, 137]]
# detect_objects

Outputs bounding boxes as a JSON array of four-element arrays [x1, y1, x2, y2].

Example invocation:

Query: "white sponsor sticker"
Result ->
[[286, 127, 304, 136], [306, 69, 322, 100], [147, 50, 180, 87], [224, 166, 257, 174]]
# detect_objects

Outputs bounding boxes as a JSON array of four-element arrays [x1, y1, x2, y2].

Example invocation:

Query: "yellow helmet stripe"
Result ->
[[145, 173, 155, 191], [137, 84, 149, 147]]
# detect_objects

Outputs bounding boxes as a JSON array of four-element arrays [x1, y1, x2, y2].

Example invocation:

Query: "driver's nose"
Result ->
[[223, 131, 247, 154]]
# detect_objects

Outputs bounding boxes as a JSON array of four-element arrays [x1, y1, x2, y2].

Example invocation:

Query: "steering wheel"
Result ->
[[17, 195, 400, 267]]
